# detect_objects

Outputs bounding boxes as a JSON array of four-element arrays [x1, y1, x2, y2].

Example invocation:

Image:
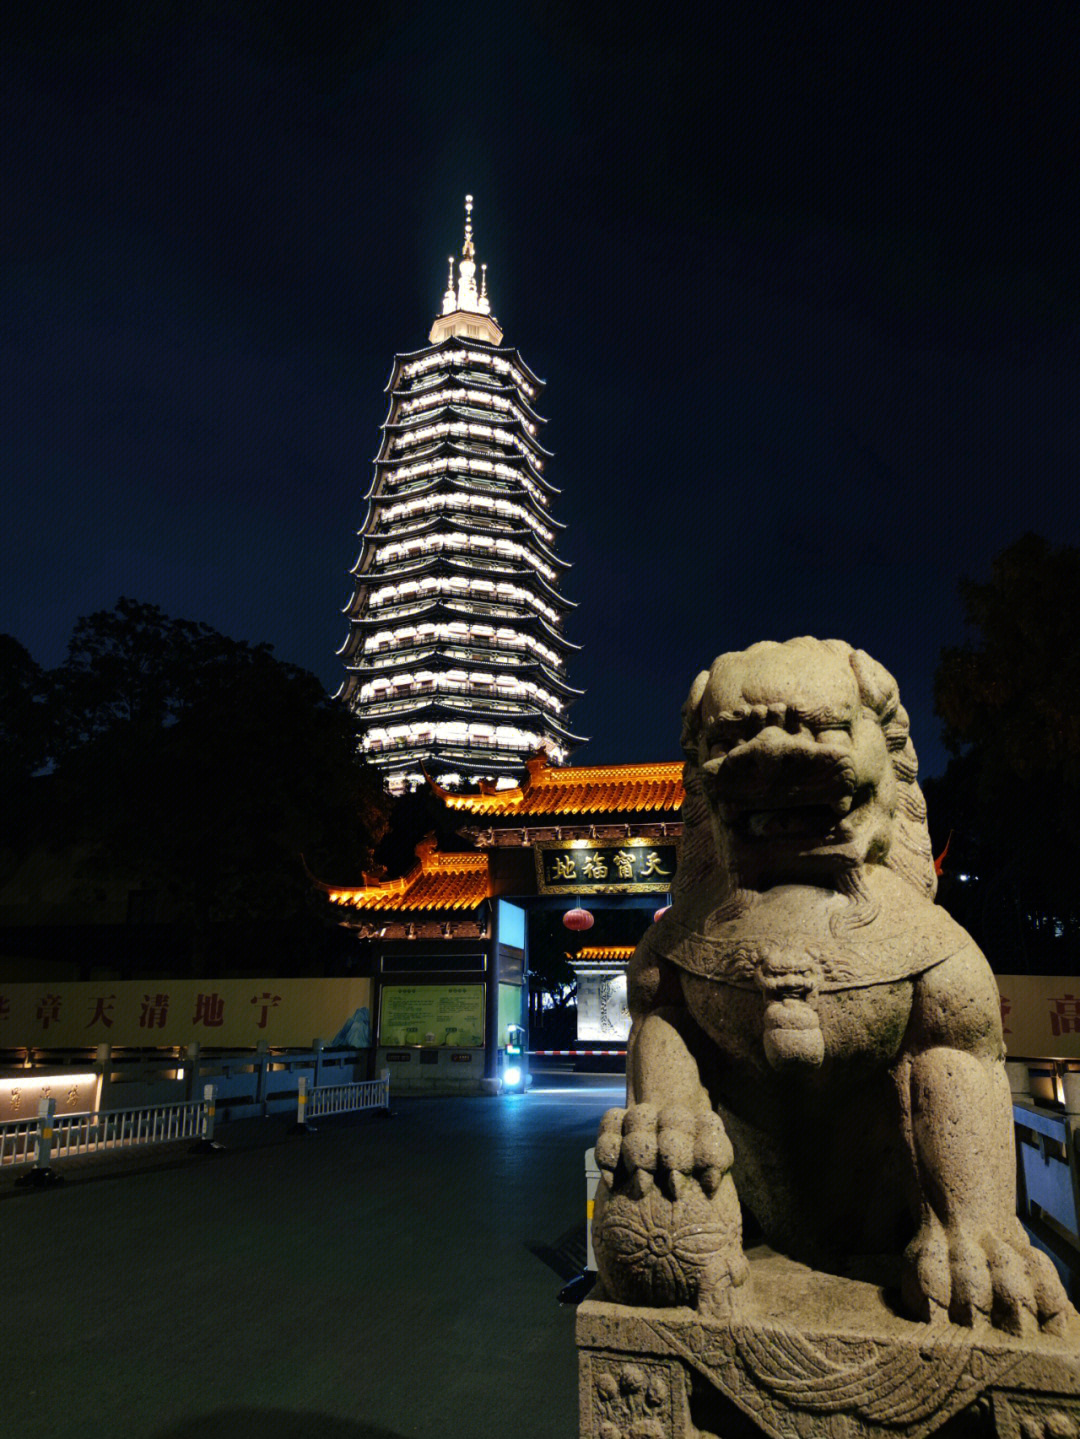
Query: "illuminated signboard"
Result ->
[[535, 839, 678, 895]]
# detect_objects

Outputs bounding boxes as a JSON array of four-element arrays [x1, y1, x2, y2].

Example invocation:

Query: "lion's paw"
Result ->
[[596, 1103, 734, 1202], [901, 1215, 1072, 1334], [593, 1104, 745, 1313]]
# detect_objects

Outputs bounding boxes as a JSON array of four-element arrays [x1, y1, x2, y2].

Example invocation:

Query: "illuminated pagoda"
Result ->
[[337, 196, 583, 794]]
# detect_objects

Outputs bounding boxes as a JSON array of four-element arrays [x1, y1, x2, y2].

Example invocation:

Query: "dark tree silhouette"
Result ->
[[926, 534, 1080, 971], [0, 600, 392, 974], [0, 636, 51, 788]]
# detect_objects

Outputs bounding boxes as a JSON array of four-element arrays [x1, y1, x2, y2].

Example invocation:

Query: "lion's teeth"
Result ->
[[832, 795, 853, 816]]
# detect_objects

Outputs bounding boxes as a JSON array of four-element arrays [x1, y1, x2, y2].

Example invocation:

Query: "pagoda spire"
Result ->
[[432, 195, 502, 344]]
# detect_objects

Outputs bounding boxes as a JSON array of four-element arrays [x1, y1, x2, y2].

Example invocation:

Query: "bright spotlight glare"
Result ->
[[504, 1066, 522, 1088]]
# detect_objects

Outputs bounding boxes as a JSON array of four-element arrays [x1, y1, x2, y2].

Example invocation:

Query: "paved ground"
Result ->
[[0, 1067, 623, 1439]]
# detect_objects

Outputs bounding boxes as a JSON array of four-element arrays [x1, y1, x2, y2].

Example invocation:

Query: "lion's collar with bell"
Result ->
[[649, 873, 968, 992]]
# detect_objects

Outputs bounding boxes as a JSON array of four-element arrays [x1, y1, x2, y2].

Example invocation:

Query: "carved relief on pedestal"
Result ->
[[582, 1354, 687, 1439], [648, 1316, 1028, 1438], [994, 1393, 1080, 1439]]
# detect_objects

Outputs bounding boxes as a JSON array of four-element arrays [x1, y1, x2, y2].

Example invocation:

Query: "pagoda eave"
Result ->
[[389, 333, 545, 386]]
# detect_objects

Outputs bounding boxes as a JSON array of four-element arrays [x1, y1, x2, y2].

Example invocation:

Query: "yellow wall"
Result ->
[[2, 970, 1077, 1060], [0, 977, 371, 1049], [998, 974, 1080, 1059]]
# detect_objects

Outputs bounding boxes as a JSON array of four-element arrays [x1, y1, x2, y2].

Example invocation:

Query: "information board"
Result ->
[[378, 984, 485, 1047]]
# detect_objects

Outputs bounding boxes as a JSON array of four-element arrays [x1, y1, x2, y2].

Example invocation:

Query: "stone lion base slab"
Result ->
[[577, 1249, 1080, 1439]]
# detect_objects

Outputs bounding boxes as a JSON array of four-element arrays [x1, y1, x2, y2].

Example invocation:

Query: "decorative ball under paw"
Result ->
[[593, 1173, 744, 1310]]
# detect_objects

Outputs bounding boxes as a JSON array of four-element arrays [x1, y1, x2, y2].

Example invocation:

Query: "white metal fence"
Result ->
[[1, 1070, 390, 1181], [0, 1085, 218, 1178], [50, 1098, 210, 1158], [296, 1071, 390, 1126], [0, 1117, 39, 1169]]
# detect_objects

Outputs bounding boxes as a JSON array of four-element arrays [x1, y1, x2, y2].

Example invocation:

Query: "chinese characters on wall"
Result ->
[[0, 977, 370, 1049]]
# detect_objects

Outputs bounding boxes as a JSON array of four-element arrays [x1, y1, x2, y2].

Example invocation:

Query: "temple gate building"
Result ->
[[316, 759, 684, 1092], [336, 197, 583, 795]]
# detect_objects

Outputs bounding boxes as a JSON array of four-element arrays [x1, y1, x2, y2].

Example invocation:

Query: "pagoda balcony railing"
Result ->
[[371, 596, 556, 624], [357, 647, 532, 672], [367, 736, 547, 761], [404, 370, 451, 392], [442, 598, 564, 626], [371, 551, 555, 584], [359, 690, 560, 720], [389, 441, 441, 461], [371, 512, 531, 541], [390, 474, 522, 498], [396, 391, 538, 431], [358, 643, 561, 671], [353, 597, 543, 627], [357, 638, 564, 670]]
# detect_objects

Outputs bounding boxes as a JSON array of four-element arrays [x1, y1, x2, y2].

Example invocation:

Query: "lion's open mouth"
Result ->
[[726, 785, 874, 844], [740, 805, 843, 839]]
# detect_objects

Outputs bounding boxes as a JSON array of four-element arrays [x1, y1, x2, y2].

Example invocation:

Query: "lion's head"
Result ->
[[676, 638, 935, 907]]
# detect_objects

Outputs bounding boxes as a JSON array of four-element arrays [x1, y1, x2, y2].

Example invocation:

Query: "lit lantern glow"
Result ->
[[563, 908, 594, 932]]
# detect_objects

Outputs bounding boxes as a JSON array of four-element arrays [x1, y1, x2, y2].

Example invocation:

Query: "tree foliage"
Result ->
[[0, 600, 392, 967], [0, 636, 51, 789], [927, 534, 1080, 970]]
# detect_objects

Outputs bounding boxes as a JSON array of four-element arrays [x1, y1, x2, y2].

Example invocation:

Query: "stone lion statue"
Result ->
[[593, 638, 1073, 1336]]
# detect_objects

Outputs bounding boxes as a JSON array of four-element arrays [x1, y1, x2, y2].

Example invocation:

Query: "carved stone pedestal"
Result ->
[[577, 1249, 1080, 1439]]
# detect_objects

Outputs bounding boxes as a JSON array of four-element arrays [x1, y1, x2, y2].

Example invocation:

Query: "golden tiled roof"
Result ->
[[325, 837, 492, 912], [429, 757, 684, 816], [572, 946, 636, 961]]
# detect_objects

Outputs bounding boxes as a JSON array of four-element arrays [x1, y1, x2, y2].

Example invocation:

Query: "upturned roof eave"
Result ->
[[346, 551, 575, 602], [381, 412, 555, 458], [384, 336, 545, 391], [372, 442, 559, 492], [348, 650, 580, 685], [361, 474, 564, 527], [340, 594, 578, 636], [430, 758, 685, 816]]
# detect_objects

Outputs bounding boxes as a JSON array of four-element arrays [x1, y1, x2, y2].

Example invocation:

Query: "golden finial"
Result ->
[[431, 195, 501, 341], [441, 255, 456, 316]]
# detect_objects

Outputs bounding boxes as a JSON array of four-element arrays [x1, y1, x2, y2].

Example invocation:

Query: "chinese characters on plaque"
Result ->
[[534, 840, 678, 894]]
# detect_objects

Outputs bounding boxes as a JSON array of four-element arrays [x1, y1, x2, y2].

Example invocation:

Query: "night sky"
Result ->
[[4, 3, 1079, 780]]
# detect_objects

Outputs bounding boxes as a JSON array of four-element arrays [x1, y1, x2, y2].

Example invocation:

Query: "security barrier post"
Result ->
[[185, 1042, 200, 1103], [292, 1075, 314, 1134], [15, 1097, 63, 1188], [256, 1040, 269, 1115], [37, 1097, 55, 1173], [94, 1043, 111, 1113], [190, 1083, 219, 1154], [557, 1146, 598, 1304]]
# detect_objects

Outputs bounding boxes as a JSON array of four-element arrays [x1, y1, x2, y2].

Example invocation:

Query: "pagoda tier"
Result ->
[[336, 199, 583, 795]]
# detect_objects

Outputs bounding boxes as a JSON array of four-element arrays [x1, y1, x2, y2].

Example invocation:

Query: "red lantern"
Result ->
[[653, 905, 671, 923], [562, 907, 594, 932]]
